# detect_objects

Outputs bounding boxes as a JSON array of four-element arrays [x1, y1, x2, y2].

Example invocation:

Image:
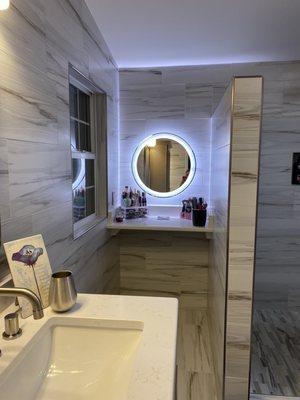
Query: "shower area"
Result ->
[[249, 63, 300, 399], [250, 308, 300, 397]]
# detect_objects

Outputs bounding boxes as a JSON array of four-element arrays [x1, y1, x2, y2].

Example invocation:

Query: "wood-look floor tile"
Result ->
[[250, 309, 300, 397], [177, 309, 217, 400]]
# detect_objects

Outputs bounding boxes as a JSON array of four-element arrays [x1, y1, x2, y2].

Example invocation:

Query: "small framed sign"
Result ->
[[3, 234, 52, 318]]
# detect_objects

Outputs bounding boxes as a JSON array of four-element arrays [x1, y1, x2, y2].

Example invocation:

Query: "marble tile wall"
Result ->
[[119, 70, 212, 206], [0, 0, 120, 309], [120, 231, 209, 309], [209, 82, 232, 399], [120, 61, 300, 400], [224, 77, 263, 400], [254, 63, 300, 310]]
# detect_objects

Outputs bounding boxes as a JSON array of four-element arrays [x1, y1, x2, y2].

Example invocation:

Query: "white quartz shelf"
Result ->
[[107, 216, 213, 234]]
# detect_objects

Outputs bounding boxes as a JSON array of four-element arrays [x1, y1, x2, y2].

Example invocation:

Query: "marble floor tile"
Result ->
[[250, 308, 300, 397], [251, 395, 300, 400]]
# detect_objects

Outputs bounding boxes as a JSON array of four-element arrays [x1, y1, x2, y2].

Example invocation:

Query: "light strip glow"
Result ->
[[0, 0, 9, 10], [132, 133, 196, 198], [145, 137, 156, 148]]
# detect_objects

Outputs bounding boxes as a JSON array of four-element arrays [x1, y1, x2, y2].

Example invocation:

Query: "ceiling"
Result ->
[[85, 0, 300, 68]]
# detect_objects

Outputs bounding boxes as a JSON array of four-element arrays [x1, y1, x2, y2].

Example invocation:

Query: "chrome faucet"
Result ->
[[0, 287, 44, 320]]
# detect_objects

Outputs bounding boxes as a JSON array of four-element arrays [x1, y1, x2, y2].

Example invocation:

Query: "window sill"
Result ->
[[73, 215, 106, 240]]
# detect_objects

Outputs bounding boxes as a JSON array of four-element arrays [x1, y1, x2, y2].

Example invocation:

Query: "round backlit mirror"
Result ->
[[132, 133, 196, 198]]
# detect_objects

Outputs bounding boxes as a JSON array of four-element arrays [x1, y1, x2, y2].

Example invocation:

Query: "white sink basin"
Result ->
[[0, 317, 143, 400]]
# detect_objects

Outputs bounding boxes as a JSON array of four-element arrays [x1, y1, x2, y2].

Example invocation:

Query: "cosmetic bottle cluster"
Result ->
[[121, 186, 147, 208], [181, 197, 207, 220], [115, 186, 148, 222]]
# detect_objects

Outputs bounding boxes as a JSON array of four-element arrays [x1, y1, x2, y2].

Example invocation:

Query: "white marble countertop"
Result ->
[[0, 293, 178, 400], [107, 216, 213, 233]]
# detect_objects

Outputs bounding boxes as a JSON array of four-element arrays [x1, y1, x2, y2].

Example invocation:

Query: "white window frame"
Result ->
[[69, 65, 108, 239]]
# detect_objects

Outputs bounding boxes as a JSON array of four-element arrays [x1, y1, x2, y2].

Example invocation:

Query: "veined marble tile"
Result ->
[[80, 0, 117, 67], [0, 0, 119, 310], [119, 61, 300, 400], [262, 80, 284, 116], [224, 77, 263, 400], [185, 84, 213, 118], [120, 83, 185, 120], [1, 214, 33, 243], [212, 85, 229, 113], [74, 232, 120, 294], [0, 0, 46, 73], [31, 201, 73, 266], [44, 0, 89, 76], [283, 80, 300, 117], [120, 231, 209, 306], [282, 61, 300, 81], [162, 64, 233, 85], [0, 51, 59, 144], [84, 20, 116, 96], [119, 116, 211, 206], [7, 140, 72, 218], [231, 62, 283, 82], [46, 40, 69, 102], [254, 61, 300, 313], [209, 82, 232, 400], [0, 140, 10, 220], [120, 69, 163, 89], [120, 119, 147, 149]]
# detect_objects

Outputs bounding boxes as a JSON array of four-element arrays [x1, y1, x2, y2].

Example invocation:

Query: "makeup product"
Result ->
[[181, 200, 186, 218], [115, 207, 124, 223], [120, 186, 148, 219], [181, 196, 208, 222], [186, 199, 192, 220], [192, 197, 198, 209], [124, 194, 131, 207], [192, 209, 207, 227], [142, 192, 147, 206]]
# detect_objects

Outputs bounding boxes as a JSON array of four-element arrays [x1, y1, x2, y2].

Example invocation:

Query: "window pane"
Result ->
[[69, 84, 78, 118], [72, 158, 95, 222], [70, 120, 79, 150], [85, 159, 95, 187], [72, 158, 85, 222], [79, 123, 91, 152], [72, 158, 85, 187], [79, 90, 90, 123], [73, 188, 86, 223], [86, 188, 95, 216]]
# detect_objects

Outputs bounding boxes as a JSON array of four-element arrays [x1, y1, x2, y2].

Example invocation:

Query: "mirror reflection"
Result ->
[[136, 138, 191, 193], [72, 158, 95, 223]]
